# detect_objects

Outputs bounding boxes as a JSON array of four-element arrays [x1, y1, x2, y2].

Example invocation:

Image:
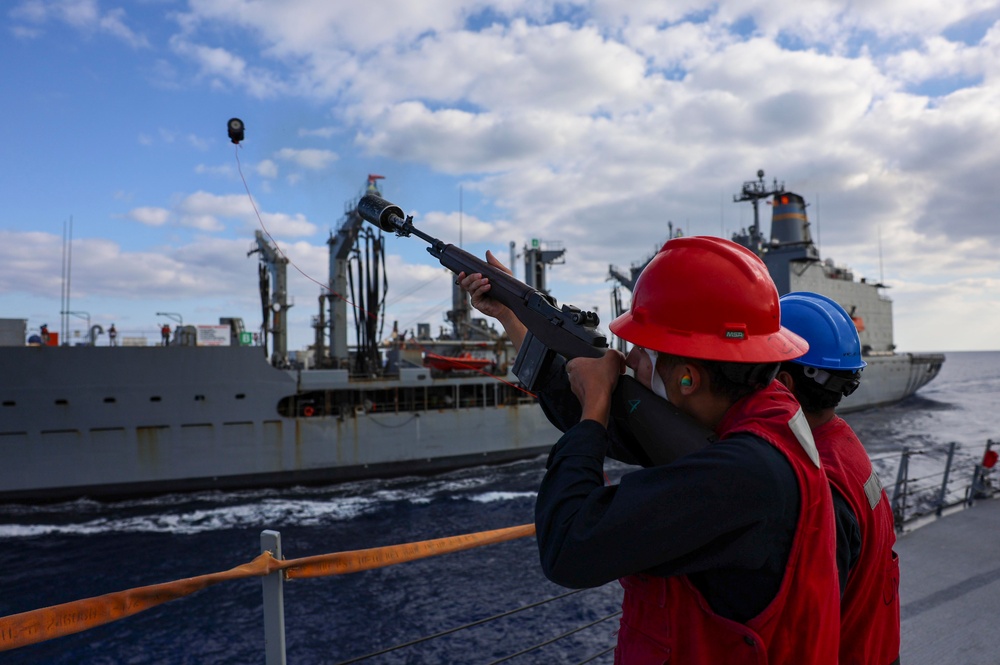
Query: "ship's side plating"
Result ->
[[0, 176, 564, 502], [0, 346, 555, 501]]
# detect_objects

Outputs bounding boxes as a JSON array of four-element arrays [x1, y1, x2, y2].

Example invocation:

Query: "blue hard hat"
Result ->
[[779, 292, 867, 371]]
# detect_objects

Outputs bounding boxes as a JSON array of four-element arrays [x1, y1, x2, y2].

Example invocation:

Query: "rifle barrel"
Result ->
[[358, 194, 443, 247], [356, 193, 606, 361]]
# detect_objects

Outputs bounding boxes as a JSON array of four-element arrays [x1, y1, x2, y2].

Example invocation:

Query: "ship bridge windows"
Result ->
[[150, 396, 162, 402], [55, 399, 68, 406], [103, 397, 116, 404]]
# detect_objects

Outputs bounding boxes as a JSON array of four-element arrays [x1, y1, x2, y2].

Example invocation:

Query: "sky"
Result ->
[[2, 0, 999, 353]]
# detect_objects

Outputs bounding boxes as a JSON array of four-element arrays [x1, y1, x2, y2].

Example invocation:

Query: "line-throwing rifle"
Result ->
[[357, 193, 717, 466]]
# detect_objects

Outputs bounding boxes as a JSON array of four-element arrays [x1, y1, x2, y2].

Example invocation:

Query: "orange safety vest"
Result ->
[[614, 382, 840, 664], [814, 416, 900, 665]]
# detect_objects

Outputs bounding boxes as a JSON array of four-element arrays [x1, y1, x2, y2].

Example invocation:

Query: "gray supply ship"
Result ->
[[0, 173, 943, 502], [610, 170, 945, 413], [0, 177, 562, 502]]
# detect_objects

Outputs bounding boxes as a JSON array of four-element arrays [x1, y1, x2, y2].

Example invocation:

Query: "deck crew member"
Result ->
[[777, 292, 901, 665], [459, 237, 840, 664]]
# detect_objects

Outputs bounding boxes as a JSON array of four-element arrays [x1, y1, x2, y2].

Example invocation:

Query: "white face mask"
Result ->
[[645, 348, 669, 401]]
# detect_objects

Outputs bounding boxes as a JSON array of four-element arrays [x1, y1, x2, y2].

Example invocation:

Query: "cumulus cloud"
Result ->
[[116, 3, 1000, 266], [174, 0, 472, 54], [418, 210, 516, 243], [298, 126, 339, 138], [893, 276, 1000, 351], [10, 0, 149, 47], [274, 148, 338, 170], [254, 211, 317, 237], [6, 0, 1000, 351], [177, 192, 252, 229], [357, 104, 580, 174], [195, 163, 236, 177], [256, 159, 279, 178], [126, 207, 171, 227], [118, 192, 319, 238], [0, 230, 255, 302], [169, 36, 290, 97]]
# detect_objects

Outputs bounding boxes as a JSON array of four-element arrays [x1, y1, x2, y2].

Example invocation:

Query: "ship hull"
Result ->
[[838, 352, 945, 413], [0, 346, 557, 502], [774, 238, 945, 414]]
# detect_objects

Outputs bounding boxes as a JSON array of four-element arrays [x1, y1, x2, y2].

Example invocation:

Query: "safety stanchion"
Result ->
[[0, 523, 535, 653], [261, 530, 287, 665]]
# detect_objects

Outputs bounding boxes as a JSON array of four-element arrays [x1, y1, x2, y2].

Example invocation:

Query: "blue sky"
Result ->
[[2, 0, 999, 352]]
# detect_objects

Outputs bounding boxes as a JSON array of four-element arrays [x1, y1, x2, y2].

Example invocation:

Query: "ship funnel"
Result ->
[[770, 192, 813, 246]]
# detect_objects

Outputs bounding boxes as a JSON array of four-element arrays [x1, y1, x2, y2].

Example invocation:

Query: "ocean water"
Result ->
[[1, 351, 997, 664], [842, 350, 1000, 508]]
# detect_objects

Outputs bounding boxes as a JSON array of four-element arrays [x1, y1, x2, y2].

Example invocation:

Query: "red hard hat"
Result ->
[[609, 236, 808, 363]]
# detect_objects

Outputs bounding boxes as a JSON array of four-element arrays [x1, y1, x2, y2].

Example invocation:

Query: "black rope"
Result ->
[[348, 251, 360, 372], [332, 589, 588, 665], [366, 414, 419, 428], [364, 231, 377, 371], [482, 610, 622, 665], [574, 645, 617, 665], [377, 232, 387, 344]]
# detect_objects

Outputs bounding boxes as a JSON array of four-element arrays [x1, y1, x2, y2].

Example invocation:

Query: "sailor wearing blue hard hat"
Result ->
[[776, 291, 901, 665], [780, 291, 866, 398]]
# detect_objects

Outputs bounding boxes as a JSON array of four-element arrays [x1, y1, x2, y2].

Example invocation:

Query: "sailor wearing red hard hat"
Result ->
[[460, 236, 841, 664]]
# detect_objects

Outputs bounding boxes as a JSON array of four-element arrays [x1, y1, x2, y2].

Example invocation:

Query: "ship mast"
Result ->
[[249, 231, 291, 366], [733, 169, 784, 256], [324, 175, 383, 367], [322, 175, 388, 375]]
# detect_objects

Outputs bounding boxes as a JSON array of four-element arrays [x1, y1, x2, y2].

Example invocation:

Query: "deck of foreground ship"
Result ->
[[898, 496, 1000, 664]]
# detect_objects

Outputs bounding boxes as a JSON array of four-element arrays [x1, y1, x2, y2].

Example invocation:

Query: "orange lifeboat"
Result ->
[[423, 352, 493, 372]]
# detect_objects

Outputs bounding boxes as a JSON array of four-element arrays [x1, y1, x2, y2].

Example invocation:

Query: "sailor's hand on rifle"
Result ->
[[457, 250, 513, 319], [456, 250, 527, 352], [566, 351, 626, 428]]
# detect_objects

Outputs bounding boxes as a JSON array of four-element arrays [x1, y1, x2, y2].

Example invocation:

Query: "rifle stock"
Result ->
[[612, 376, 716, 466], [358, 193, 715, 465]]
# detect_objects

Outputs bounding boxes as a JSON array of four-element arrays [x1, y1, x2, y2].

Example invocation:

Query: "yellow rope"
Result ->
[[0, 523, 536, 652]]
